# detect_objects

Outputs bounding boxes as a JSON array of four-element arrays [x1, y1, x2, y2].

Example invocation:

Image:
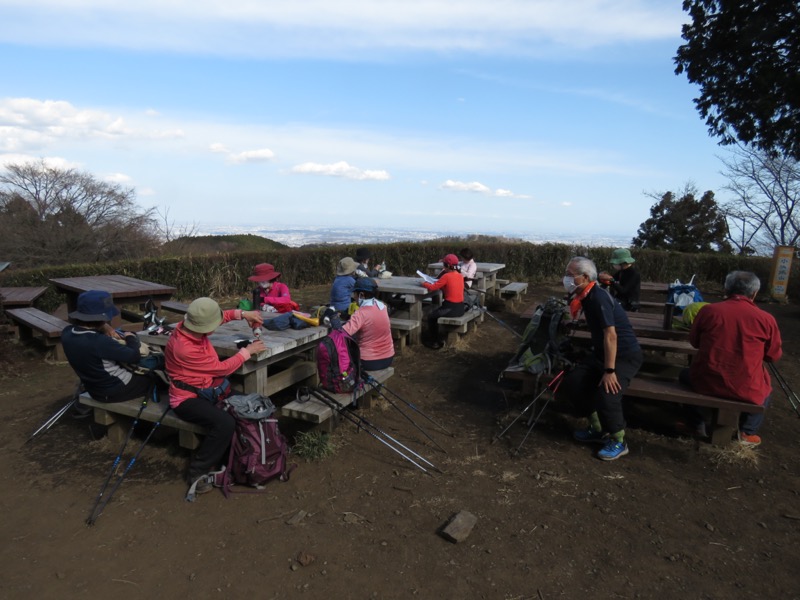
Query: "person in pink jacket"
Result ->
[[342, 278, 394, 371], [249, 263, 297, 313], [165, 297, 266, 496]]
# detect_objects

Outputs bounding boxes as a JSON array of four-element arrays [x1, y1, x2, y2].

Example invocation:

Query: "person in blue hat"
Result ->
[[61, 290, 155, 408], [342, 278, 394, 370]]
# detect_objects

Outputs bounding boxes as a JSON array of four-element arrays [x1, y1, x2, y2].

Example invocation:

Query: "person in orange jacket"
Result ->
[[421, 253, 465, 349]]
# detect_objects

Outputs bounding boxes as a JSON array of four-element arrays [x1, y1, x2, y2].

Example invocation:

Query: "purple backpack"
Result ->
[[317, 330, 360, 393], [220, 394, 291, 495]]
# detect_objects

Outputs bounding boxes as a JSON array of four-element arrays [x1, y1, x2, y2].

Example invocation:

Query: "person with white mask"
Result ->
[[342, 278, 395, 371]]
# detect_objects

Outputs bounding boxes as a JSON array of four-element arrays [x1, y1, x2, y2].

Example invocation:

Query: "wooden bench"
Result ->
[[389, 317, 420, 351], [280, 367, 395, 431], [79, 391, 208, 450], [499, 282, 529, 306], [495, 278, 511, 287], [160, 300, 189, 315], [5, 307, 69, 360], [438, 307, 484, 346]]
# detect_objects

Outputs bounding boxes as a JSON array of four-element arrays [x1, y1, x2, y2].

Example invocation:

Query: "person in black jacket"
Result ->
[[61, 290, 154, 407], [598, 248, 641, 312]]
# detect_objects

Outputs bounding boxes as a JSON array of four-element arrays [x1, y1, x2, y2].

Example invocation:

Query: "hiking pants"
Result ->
[[173, 397, 235, 481], [427, 301, 465, 342], [559, 352, 643, 434], [89, 373, 155, 403]]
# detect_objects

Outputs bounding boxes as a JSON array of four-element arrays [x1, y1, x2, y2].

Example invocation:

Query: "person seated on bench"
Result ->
[[556, 256, 643, 461], [679, 271, 782, 446], [421, 253, 465, 350], [597, 248, 641, 312], [165, 297, 266, 496], [62, 290, 160, 416], [343, 278, 394, 371], [330, 257, 358, 318], [459, 248, 477, 289], [355, 247, 384, 278], [249, 263, 297, 313]]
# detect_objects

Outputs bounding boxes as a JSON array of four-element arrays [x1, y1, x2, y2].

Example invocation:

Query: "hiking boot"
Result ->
[[597, 440, 629, 461], [573, 427, 607, 444], [738, 431, 761, 447], [71, 402, 93, 420]]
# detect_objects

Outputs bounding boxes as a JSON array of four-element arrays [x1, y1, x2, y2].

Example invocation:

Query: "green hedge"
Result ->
[[0, 242, 789, 312]]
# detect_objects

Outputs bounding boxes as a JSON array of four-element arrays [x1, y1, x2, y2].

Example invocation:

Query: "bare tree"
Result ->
[[720, 145, 800, 254], [0, 159, 161, 267], [154, 206, 199, 244]]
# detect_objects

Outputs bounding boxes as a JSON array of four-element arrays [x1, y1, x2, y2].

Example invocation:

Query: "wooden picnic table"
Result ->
[[0, 286, 48, 307], [640, 281, 670, 292], [140, 313, 329, 397], [50, 275, 176, 326], [375, 276, 441, 345], [427, 261, 506, 296]]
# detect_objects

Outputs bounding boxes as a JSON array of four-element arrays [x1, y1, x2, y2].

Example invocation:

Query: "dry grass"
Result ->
[[706, 442, 760, 467]]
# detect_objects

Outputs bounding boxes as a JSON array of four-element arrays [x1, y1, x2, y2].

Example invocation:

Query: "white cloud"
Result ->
[[440, 179, 530, 199], [291, 161, 390, 181], [103, 172, 132, 184], [0, 153, 81, 170], [209, 143, 274, 164], [561, 201, 573, 207], [0, 2, 685, 59]]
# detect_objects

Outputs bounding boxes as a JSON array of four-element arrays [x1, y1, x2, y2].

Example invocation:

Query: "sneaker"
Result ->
[[71, 402, 93, 420], [738, 431, 761, 447], [573, 427, 608, 444], [194, 479, 213, 494], [597, 440, 629, 461]]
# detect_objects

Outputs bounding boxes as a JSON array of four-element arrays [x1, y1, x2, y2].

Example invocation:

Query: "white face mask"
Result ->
[[563, 275, 578, 294], [612, 264, 622, 271], [259, 281, 272, 290]]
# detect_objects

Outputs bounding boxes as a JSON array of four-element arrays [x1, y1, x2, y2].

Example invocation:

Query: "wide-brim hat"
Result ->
[[248, 263, 281, 282], [184, 297, 224, 334], [68, 290, 120, 322], [336, 257, 358, 276], [610, 248, 636, 265], [441, 253, 459, 267], [355, 247, 371, 261]]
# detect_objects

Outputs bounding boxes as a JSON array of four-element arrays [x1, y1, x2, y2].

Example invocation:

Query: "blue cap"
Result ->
[[353, 278, 378, 294], [68, 290, 120, 322]]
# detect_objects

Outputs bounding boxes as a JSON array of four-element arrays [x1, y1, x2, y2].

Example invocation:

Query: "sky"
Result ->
[[0, 1, 735, 241]]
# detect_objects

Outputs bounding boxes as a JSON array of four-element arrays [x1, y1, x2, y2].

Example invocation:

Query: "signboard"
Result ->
[[769, 245, 794, 301]]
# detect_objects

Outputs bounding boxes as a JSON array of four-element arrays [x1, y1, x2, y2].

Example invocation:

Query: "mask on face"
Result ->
[[563, 275, 577, 294], [259, 281, 272, 290], [612, 264, 622, 271]]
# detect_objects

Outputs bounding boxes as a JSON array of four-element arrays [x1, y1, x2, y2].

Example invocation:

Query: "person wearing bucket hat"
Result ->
[[329, 257, 359, 316], [421, 254, 465, 349], [165, 298, 267, 495], [62, 290, 157, 407], [248, 263, 297, 313], [598, 248, 641, 312], [342, 278, 394, 370]]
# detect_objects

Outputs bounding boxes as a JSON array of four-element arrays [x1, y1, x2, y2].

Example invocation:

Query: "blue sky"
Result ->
[[0, 1, 732, 240]]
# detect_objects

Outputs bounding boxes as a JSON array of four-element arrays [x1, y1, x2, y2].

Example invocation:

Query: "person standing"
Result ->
[[680, 271, 782, 446], [557, 256, 643, 460], [598, 248, 641, 312], [421, 254, 465, 350]]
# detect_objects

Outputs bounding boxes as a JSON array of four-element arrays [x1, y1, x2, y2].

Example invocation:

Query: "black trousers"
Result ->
[[427, 301, 465, 341], [89, 373, 156, 403], [173, 397, 235, 481], [362, 356, 394, 371], [557, 352, 643, 434]]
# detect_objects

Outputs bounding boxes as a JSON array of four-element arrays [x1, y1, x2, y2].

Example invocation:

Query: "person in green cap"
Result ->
[[598, 248, 641, 312]]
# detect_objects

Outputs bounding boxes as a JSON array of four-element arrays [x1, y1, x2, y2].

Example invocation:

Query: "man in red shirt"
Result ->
[[682, 271, 782, 446], [422, 254, 465, 349]]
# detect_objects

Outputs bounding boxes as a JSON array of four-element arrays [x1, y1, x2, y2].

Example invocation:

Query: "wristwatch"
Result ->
[[604, 368, 616, 374]]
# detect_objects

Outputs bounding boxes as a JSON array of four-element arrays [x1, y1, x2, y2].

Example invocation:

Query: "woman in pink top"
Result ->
[[342, 278, 394, 371], [165, 297, 266, 496]]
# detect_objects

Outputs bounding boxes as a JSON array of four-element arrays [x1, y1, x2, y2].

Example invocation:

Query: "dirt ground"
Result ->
[[1, 283, 799, 600]]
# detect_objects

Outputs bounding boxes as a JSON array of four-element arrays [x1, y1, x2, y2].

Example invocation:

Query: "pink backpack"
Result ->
[[317, 330, 360, 393]]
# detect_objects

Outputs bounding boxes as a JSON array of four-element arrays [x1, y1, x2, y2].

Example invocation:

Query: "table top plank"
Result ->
[[0, 286, 48, 307], [376, 276, 435, 296], [50, 275, 176, 298], [428, 261, 506, 273]]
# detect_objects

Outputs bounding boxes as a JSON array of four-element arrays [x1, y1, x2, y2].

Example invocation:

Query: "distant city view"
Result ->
[[199, 225, 634, 249]]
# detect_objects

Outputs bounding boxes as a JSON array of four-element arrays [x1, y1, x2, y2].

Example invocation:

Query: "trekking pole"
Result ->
[[26, 381, 83, 443], [481, 307, 523, 339], [361, 378, 447, 453], [362, 373, 453, 436], [86, 388, 153, 525], [87, 400, 171, 525], [492, 370, 566, 448], [768, 362, 800, 418], [307, 388, 437, 475]]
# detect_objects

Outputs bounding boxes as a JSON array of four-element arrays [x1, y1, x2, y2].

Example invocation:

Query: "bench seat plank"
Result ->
[[6, 307, 69, 359]]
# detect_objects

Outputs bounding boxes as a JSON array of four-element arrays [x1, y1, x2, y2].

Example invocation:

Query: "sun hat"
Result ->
[[68, 290, 120, 322], [610, 248, 636, 265], [355, 247, 371, 262], [336, 257, 358, 276], [441, 254, 459, 267], [353, 278, 378, 294], [184, 297, 224, 334], [247, 263, 281, 282]]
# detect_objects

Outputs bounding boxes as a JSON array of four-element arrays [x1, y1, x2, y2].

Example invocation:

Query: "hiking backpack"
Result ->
[[509, 297, 572, 375], [219, 393, 290, 495], [667, 277, 704, 315], [317, 330, 361, 393]]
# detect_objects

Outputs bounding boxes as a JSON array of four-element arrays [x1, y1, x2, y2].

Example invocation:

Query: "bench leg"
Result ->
[[179, 429, 201, 450], [709, 409, 738, 445], [52, 343, 67, 362], [445, 330, 459, 346], [107, 420, 128, 445]]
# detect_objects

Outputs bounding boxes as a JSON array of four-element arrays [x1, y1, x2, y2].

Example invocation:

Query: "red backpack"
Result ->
[[317, 330, 360, 393]]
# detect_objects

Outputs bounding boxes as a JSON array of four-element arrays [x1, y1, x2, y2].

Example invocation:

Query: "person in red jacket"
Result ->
[[421, 253, 465, 349], [680, 271, 782, 446], [165, 297, 266, 496], [249, 263, 297, 313]]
